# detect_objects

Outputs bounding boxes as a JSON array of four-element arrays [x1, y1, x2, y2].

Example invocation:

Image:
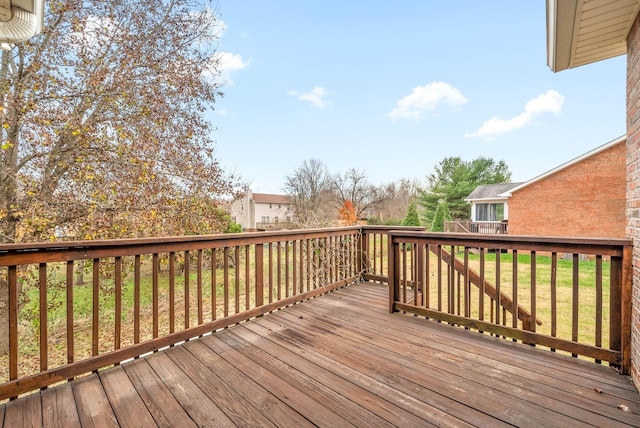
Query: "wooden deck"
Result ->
[[2, 282, 639, 427]]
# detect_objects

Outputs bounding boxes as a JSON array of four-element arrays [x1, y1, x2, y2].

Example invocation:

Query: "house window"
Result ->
[[269, 204, 273, 208], [286, 216, 291, 223], [262, 216, 270, 224], [476, 203, 504, 221], [274, 216, 279, 224]]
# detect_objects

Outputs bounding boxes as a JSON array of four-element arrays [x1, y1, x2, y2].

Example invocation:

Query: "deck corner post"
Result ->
[[621, 244, 633, 374], [388, 232, 398, 313], [358, 227, 369, 278]]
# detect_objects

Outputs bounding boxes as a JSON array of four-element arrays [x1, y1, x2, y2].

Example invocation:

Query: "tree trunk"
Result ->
[[74, 263, 84, 285]]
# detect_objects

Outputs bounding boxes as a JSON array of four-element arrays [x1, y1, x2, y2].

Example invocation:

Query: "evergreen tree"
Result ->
[[419, 156, 511, 228], [402, 202, 421, 227]]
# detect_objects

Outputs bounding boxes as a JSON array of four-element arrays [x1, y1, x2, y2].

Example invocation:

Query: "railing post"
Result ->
[[609, 246, 631, 372], [358, 227, 369, 277], [388, 232, 398, 313], [8, 265, 18, 388], [621, 244, 633, 374]]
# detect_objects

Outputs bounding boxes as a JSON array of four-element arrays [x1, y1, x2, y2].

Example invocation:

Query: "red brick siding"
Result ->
[[627, 11, 640, 387], [507, 142, 626, 238]]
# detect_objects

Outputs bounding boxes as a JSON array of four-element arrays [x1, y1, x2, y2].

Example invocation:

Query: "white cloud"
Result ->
[[288, 86, 330, 108], [66, 15, 117, 50], [388, 82, 467, 122], [210, 51, 250, 85], [465, 90, 565, 139]]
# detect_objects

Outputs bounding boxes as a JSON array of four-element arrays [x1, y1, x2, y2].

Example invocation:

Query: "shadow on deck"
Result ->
[[2, 282, 639, 427]]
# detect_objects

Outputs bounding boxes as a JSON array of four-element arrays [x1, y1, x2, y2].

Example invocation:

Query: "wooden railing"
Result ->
[[446, 220, 508, 234], [0, 226, 387, 400], [1, 226, 630, 400], [388, 231, 632, 373]]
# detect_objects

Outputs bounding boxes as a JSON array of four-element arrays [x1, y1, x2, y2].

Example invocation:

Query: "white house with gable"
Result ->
[[230, 189, 296, 231]]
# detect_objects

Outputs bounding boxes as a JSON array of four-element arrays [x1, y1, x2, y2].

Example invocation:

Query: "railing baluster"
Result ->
[[417, 243, 424, 307], [115, 257, 122, 350], [512, 250, 518, 330], [255, 244, 264, 306], [92, 259, 99, 357], [401, 242, 407, 304], [464, 247, 470, 318], [380, 233, 385, 277], [66, 261, 74, 366], [495, 250, 501, 326], [8, 265, 17, 387], [277, 242, 282, 300], [572, 253, 579, 356], [211, 248, 217, 321], [373, 233, 377, 275], [292, 240, 298, 295], [596, 255, 603, 363], [39, 263, 47, 375], [479, 249, 485, 323], [530, 251, 536, 334], [285, 241, 290, 298], [413, 243, 418, 306], [223, 247, 229, 318], [306, 239, 311, 292], [134, 255, 141, 343], [245, 245, 250, 311], [235, 246, 241, 314], [425, 244, 430, 309], [152, 254, 159, 338], [437, 245, 442, 312], [551, 252, 557, 350], [197, 249, 203, 325], [325, 236, 335, 284], [184, 250, 190, 329], [449, 245, 455, 315], [169, 252, 176, 333]]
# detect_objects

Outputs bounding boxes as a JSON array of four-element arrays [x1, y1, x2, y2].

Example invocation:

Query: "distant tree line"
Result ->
[[283, 159, 421, 228], [283, 157, 511, 231]]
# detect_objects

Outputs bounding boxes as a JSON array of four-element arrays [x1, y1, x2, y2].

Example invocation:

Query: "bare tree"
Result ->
[[371, 178, 421, 223], [331, 168, 387, 220], [283, 159, 333, 226]]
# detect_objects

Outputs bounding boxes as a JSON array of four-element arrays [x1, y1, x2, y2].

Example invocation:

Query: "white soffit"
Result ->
[[547, 0, 640, 71], [0, 0, 44, 44]]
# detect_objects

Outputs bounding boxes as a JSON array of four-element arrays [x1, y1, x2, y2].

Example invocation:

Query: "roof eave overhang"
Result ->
[[547, 0, 640, 72]]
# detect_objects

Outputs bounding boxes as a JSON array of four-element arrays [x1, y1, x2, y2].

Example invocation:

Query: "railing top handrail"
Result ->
[[0, 225, 423, 266], [0, 226, 365, 252], [360, 225, 425, 232], [388, 231, 632, 255]]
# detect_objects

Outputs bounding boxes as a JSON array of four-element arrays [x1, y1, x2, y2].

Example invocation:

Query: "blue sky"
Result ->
[[210, 1, 626, 194]]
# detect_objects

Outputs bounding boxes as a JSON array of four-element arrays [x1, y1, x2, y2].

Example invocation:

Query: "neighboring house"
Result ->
[[465, 135, 626, 238], [229, 189, 295, 231], [546, 0, 640, 390], [464, 183, 523, 233], [506, 135, 626, 238]]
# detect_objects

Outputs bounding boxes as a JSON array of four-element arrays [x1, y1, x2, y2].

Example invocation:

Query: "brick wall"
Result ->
[[507, 141, 626, 238], [627, 11, 640, 387]]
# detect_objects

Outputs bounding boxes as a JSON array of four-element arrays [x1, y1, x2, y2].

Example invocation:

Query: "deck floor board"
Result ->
[[41, 383, 80, 428], [2, 282, 639, 427]]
